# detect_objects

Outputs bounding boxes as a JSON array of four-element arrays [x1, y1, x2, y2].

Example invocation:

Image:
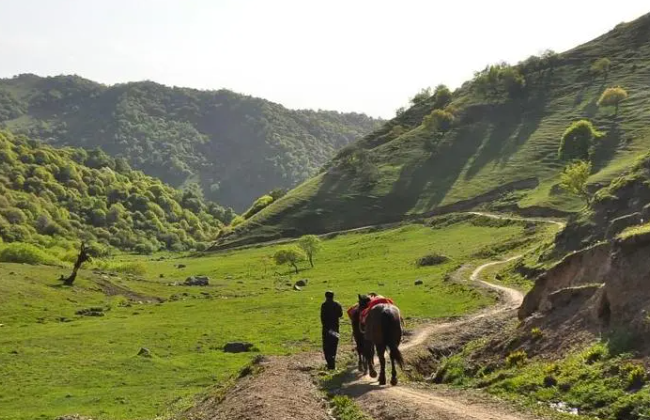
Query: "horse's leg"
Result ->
[[365, 340, 377, 378], [390, 351, 398, 386], [377, 343, 387, 385]]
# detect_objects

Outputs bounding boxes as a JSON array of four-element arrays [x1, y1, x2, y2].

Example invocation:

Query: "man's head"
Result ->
[[325, 291, 334, 300]]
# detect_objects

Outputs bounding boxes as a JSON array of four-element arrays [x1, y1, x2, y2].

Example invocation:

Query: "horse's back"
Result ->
[[364, 303, 402, 344]]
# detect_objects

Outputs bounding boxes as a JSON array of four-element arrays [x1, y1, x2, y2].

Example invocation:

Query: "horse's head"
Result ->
[[358, 294, 371, 310]]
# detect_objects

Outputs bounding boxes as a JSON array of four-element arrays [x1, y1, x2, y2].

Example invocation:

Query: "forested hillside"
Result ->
[[220, 13, 650, 247], [0, 75, 381, 210], [0, 130, 232, 253]]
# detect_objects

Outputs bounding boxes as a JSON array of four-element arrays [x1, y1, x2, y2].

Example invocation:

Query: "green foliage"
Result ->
[[330, 396, 372, 420], [622, 363, 646, 389], [410, 87, 432, 104], [242, 194, 274, 220], [473, 63, 526, 99], [93, 260, 147, 276], [272, 246, 306, 274], [559, 160, 592, 206], [0, 130, 227, 251], [558, 120, 604, 161], [423, 109, 455, 133], [530, 327, 543, 340], [591, 57, 612, 79], [0, 242, 62, 265], [506, 350, 528, 367], [0, 75, 381, 211], [597, 86, 629, 115], [297, 234, 322, 267], [432, 84, 453, 109]]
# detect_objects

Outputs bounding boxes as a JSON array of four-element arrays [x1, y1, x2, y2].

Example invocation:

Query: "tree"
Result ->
[[410, 87, 432, 104], [423, 109, 455, 133], [273, 246, 305, 274], [432, 84, 452, 109], [61, 242, 91, 286], [559, 160, 592, 206], [597, 86, 628, 116], [298, 235, 322, 268], [558, 120, 604, 161], [590, 58, 611, 80]]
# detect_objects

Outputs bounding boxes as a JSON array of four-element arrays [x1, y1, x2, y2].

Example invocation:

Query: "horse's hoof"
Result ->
[[369, 370, 378, 378], [390, 377, 398, 386], [379, 377, 387, 386]]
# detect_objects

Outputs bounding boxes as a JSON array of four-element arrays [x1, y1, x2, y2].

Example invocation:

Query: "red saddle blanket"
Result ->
[[360, 297, 394, 325]]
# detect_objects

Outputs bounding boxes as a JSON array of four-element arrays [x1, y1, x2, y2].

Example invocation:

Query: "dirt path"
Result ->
[[197, 214, 563, 420], [337, 256, 542, 420]]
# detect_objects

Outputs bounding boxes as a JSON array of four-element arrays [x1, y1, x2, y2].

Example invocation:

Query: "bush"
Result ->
[[0, 243, 61, 265], [416, 253, 449, 267], [423, 109, 455, 133], [134, 243, 156, 255], [558, 120, 603, 161], [597, 86, 628, 115], [242, 194, 274, 219], [622, 363, 646, 389], [506, 350, 527, 367], [530, 327, 543, 340]]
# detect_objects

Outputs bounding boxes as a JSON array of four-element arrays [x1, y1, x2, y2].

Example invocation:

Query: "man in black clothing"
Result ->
[[321, 290, 343, 370]]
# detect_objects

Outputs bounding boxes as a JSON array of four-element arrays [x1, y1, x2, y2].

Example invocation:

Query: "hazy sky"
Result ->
[[1, 1, 648, 118]]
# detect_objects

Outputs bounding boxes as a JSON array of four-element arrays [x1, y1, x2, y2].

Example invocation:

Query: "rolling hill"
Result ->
[[0, 130, 231, 253], [219, 12, 650, 247], [0, 75, 381, 211]]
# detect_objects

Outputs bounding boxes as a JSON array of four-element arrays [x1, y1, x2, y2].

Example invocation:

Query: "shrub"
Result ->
[[590, 57, 611, 79], [584, 343, 608, 364], [0, 243, 61, 265], [423, 109, 455, 133], [559, 160, 592, 206], [134, 243, 156, 255], [530, 327, 543, 340], [416, 253, 449, 267], [506, 350, 528, 367], [597, 86, 628, 116], [242, 194, 274, 219], [622, 363, 646, 389], [558, 120, 603, 161]]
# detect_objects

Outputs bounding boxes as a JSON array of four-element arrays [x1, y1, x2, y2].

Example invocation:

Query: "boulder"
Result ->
[[176, 264, 187, 269], [137, 347, 152, 358], [295, 279, 308, 287], [293, 284, 302, 291], [223, 342, 254, 353], [414, 279, 424, 286], [184, 276, 209, 286]]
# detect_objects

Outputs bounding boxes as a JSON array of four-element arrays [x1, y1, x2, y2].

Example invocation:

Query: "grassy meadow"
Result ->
[[0, 217, 554, 420]]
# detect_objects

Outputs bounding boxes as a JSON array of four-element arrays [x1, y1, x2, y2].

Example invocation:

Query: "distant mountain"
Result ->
[[0, 75, 381, 210], [219, 13, 650, 247], [0, 130, 232, 252]]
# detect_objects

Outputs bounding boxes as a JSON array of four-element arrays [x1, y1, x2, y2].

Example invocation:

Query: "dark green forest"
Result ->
[[0, 74, 381, 210], [0, 130, 233, 253]]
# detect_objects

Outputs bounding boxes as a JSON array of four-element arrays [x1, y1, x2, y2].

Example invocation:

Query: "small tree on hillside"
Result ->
[[273, 246, 305, 274], [558, 120, 604, 161], [559, 160, 592, 207], [298, 235, 322, 268], [432, 84, 452, 109], [597, 86, 628, 117], [590, 58, 612, 81], [423, 109, 455, 133], [410, 87, 432, 105]]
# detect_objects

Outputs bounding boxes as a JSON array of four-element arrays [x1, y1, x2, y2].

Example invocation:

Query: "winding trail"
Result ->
[[336, 214, 566, 420], [202, 212, 564, 420]]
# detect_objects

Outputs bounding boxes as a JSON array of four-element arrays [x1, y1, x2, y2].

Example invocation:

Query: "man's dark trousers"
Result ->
[[322, 328, 339, 370]]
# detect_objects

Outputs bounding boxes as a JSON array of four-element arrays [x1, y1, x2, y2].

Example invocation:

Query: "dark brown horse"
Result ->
[[355, 294, 404, 385], [350, 306, 368, 374]]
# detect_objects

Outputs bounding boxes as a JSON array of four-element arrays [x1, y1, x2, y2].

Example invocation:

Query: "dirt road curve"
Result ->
[[201, 214, 562, 420], [338, 255, 542, 420]]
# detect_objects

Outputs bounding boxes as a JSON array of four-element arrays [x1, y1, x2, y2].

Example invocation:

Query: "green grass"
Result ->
[[0, 219, 548, 420], [330, 396, 372, 420], [228, 15, 650, 245]]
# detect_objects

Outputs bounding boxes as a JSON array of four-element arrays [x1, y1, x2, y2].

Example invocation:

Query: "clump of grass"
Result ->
[[506, 350, 528, 368], [530, 327, 543, 340], [330, 395, 372, 420], [93, 260, 147, 276], [584, 343, 608, 364], [622, 363, 646, 390], [0, 243, 62, 266], [416, 253, 449, 267]]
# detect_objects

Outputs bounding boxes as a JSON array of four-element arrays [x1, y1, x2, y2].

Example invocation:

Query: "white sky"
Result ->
[[0, 1, 648, 118]]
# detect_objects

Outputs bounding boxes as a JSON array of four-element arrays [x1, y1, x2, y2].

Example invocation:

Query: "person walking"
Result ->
[[320, 290, 343, 370]]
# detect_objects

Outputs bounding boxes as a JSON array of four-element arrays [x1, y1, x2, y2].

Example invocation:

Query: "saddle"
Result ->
[[359, 297, 394, 326]]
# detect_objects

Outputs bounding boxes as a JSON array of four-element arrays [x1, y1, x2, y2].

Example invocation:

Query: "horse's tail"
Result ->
[[381, 309, 404, 369]]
